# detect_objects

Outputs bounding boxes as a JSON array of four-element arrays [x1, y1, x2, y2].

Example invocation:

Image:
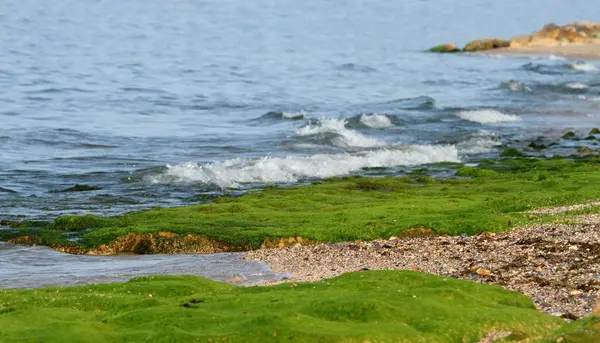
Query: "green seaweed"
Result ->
[[2, 157, 600, 251], [0, 271, 563, 343]]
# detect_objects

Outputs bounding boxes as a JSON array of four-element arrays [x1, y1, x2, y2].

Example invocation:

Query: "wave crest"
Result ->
[[296, 118, 386, 148], [149, 145, 460, 188], [457, 110, 522, 124]]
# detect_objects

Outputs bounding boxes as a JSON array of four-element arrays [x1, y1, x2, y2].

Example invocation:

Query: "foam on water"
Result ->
[[359, 114, 394, 128], [150, 145, 460, 188], [568, 62, 598, 72], [457, 110, 522, 124], [296, 118, 386, 148], [565, 82, 588, 89]]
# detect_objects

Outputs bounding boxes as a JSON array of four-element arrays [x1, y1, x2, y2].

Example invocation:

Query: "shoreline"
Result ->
[[485, 42, 600, 60]]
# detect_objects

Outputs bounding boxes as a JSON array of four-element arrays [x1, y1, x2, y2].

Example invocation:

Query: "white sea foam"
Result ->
[[578, 95, 600, 102], [456, 110, 522, 124], [359, 114, 394, 128], [150, 145, 460, 188], [296, 118, 386, 148], [565, 82, 588, 89], [568, 62, 598, 72], [548, 55, 566, 61]]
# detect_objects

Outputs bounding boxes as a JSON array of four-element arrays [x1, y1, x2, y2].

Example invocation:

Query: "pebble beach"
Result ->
[[247, 212, 600, 320]]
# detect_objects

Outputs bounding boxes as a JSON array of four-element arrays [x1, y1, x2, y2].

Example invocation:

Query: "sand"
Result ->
[[488, 43, 600, 60]]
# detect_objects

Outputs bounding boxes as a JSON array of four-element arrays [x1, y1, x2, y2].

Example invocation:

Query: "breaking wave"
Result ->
[[149, 145, 460, 188], [456, 110, 522, 124], [359, 114, 395, 128], [296, 118, 386, 148], [568, 62, 598, 72]]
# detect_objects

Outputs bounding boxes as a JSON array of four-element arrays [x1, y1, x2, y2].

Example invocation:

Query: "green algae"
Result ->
[[539, 316, 600, 343], [3, 157, 600, 251], [0, 271, 563, 343]]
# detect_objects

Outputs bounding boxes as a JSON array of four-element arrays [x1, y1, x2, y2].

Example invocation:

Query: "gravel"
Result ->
[[246, 221, 600, 319]]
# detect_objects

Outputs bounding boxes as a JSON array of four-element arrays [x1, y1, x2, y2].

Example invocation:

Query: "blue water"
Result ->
[[1, 0, 600, 220]]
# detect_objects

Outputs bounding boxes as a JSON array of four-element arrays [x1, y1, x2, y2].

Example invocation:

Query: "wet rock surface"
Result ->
[[247, 218, 600, 319]]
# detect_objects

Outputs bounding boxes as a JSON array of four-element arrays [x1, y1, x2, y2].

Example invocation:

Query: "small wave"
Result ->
[[457, 131, 501, 154], [359, 114, 394, 128], [149, 145, 460, 188], [501, 80, 532, 92], [296, 118, 386, 148], [456, 110, 522, 124], [0, 187, 17, 194], [387, 96, 436, 109], [564, 82, 588, 90], [522, 62, 564, 75], [335, 63, 377, 73], [568, 62, 598, 72], [253, 111, 305, 122]]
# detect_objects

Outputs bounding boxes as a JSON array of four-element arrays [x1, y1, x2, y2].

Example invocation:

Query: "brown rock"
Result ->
[[594, 300, 600, 316], [463, 38, 510, 52], [509, 35, 531, 48], [528, 37, 560, 48]]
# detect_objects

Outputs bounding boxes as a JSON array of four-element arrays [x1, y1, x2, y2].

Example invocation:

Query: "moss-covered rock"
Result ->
[[429, 43, 459, 53], [562, 131, 577, 139], [500, 148, 524, 157]]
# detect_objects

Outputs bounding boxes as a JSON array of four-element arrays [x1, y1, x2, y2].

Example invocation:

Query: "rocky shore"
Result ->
[[431, 22, 600, 59], [247, 211, 600, 320]]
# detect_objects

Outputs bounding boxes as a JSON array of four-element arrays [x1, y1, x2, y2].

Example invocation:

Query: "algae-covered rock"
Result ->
[[500, 147, 524, 157], [590, 128, 600, 135], [429, 43, 459, 53], [562, 131, 576, 139], [463, 38, 510, 52], [578, 147, 594, 153]]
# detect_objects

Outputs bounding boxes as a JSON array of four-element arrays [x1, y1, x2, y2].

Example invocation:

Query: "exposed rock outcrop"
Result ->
[[430, 21, 600, 53]]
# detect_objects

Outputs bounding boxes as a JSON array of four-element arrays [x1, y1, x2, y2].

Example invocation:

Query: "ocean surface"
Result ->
[[1, 0, 599, 222]]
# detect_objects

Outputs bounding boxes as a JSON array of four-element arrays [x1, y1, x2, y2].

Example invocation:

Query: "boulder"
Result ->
[[463, 38, 510, 52], [429, 43, 459, 53]]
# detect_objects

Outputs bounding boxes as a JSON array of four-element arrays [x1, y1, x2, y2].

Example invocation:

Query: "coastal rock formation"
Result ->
[[429, 43, 459, 53], [463, 38, 510, 52], [430, 21, 600, 53]]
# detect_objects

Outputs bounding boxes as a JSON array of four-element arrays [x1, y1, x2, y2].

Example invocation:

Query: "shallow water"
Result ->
[[1, 1, 600, 220], [0, 243, 287, 288]]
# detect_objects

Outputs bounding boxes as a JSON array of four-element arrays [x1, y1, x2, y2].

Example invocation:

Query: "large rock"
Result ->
[[463, 38, 510, 52], [429, 43, 459, 53]]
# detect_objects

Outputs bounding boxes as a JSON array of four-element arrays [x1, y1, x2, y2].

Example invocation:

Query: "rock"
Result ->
[[429, 43, 459, 53], [231, 274, 246, 284], [578, 147, 593, 153], [475, 267, 492, 276], [509, 35, 531, 48], [594, 300, 600, 316], [562, 131, 576, 139], [590, 128, 600, 135], [463, 38, 510, 52], [528, 36, 561, 48]]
